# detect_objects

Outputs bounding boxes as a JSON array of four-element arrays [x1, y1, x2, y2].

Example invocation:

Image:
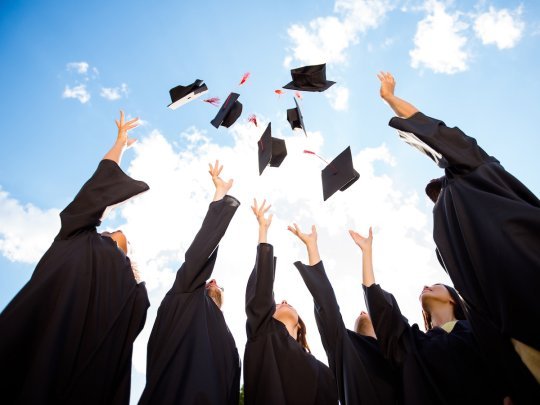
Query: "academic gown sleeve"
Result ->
[[296, 261, 393, 405], [363, 284, 412, 365], [389, 112, 492, 173], [56, 159, 149, 240], [245, 243, 276, 338], [169, 195, 240, 294]]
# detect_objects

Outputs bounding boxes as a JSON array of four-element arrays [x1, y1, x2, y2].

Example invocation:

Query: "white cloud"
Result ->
[[474, 6, 525, 49], [100, 83, 129, 101], [285, 0, 393, 66], [119, 119, 450, 380], [0, 187, 60, 264], [62, 84, 91, 104], [410, 0, 470, 74], [325, 84, 350, 111], [66, 61, 90, 74]]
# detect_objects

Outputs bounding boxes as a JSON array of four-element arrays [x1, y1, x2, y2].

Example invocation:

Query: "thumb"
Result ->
[[127, 138, 137, 148]]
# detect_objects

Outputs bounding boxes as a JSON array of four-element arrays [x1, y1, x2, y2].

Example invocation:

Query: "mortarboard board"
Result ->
[[283, 64, 335, 92], [286, 97, 307, 136], [210, 92, 243, 128], [167, 79, 208, 110], [321, 146, 359, 201], [258, 123, 287, 175]]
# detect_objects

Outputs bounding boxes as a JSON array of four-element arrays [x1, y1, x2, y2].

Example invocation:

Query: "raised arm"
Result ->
[[379, 72, 490, 171], [349, 227, 375, 287], [350, 227, 412, 364], [170, 161, 239, 293], [246, 199, 276, 338], [378, 72, 419, 119], [57, 111, 148, 240], [289, 224, 346, 355], [103, 110, 139, 165]]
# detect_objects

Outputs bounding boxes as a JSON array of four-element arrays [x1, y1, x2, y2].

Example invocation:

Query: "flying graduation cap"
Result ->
[[311, 146, 359, 201], [167, 79, 208, 110], [283, 63, 335, 92], [258, 123, 287, 175], [286, 97, 307, 136], [210, 92, 243, 128]]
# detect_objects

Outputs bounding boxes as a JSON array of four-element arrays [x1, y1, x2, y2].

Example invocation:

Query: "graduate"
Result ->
[[0, 111, 150, 404], [351, 227, 502, 404], [378, 72, 540, 402], [139, 161, 240, 405], [289, 223, 398, 405], [243, 199, 338, 405]]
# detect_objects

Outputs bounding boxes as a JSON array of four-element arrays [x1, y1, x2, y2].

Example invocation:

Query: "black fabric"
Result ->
[[364, 284, 501, 405], [390, 112, 540, 402], [243, 244, 338, 405], [0, 159, 150, 404], [139, 195, 241, 405], [295, 261, 398, 405]]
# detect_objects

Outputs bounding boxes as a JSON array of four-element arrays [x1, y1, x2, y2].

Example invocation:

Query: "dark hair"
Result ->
[[425, 177, 444, 203], [296, 316, 311, 353], [423, 284, 467, 331]]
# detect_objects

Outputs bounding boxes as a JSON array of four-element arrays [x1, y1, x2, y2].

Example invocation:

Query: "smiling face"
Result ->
[[419, 283, 454, 306], [205, 279, 224, 309]]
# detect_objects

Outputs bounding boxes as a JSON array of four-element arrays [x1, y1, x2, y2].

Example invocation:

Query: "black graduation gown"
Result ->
[[0, 159, 150, 405], [364, 284, 501, 405], [389, 112, 540, 401], [295, 261, 398, 405], [139, 195, 241, 405], [243, 243, 338, 405]]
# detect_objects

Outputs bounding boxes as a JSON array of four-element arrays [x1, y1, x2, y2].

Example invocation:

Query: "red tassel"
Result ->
[[304, 150, 337, 173], [248, 114, 258, 127], [274, 89, 284, 96], [295, 91, 302, 99], [239, 72, 250, 86], [203, 97, 221, 107]]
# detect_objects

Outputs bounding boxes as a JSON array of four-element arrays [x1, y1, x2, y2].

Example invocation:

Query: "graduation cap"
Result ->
[[258, 123, 287, 175], [320, 146, 359, 201], [210, 92, 243, 128], [167, 79, 208, 110], [286, 97, 307, 136], [283, 64, 335, 92]]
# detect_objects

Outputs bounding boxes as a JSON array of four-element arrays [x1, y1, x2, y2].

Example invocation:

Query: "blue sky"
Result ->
[[1, 0, 539, 402]]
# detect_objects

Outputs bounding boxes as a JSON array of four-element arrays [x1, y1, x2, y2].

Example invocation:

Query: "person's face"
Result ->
[[354, 311, 376, 338], [419, 283, 453, 305], [205, 279, 224, 309], [101, 230, 128, 255], [273, 300, 299, 324]]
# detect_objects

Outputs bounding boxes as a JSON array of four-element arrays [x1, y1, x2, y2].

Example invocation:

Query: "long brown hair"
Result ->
[[423, 284, 467, 331], [296, 316, 311, 353]]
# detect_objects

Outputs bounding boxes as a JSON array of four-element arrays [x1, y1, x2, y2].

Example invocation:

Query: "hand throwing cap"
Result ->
[[258, 123, 287, 175], [321, 146, 359, 201], [286, 98, 307, 136], [283, 64, 335, 92], [211, 92, 243, 128], [167, 79, 208, 110]]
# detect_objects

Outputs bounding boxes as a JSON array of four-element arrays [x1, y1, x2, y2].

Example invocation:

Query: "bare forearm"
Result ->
[[362, 249, 376, 287], [384, 95, 419, 119], [103, 140, 125, 165], [306, 243, 321, 266], [258, 226, 268, 244], [213, 189, 226, 201]]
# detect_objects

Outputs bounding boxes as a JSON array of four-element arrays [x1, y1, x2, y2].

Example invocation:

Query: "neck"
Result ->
[[427, 303, 456, 328], [279, 318, 298, 340]]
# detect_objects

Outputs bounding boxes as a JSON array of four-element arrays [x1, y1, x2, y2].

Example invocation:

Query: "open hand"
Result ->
[[349, 227, 373, 252], [288, 223, 317, 247], [377, 72, 395, 101], [252, 198, 273, 230], [115, 110, 139, 148], [209, 160, 233, 200]]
